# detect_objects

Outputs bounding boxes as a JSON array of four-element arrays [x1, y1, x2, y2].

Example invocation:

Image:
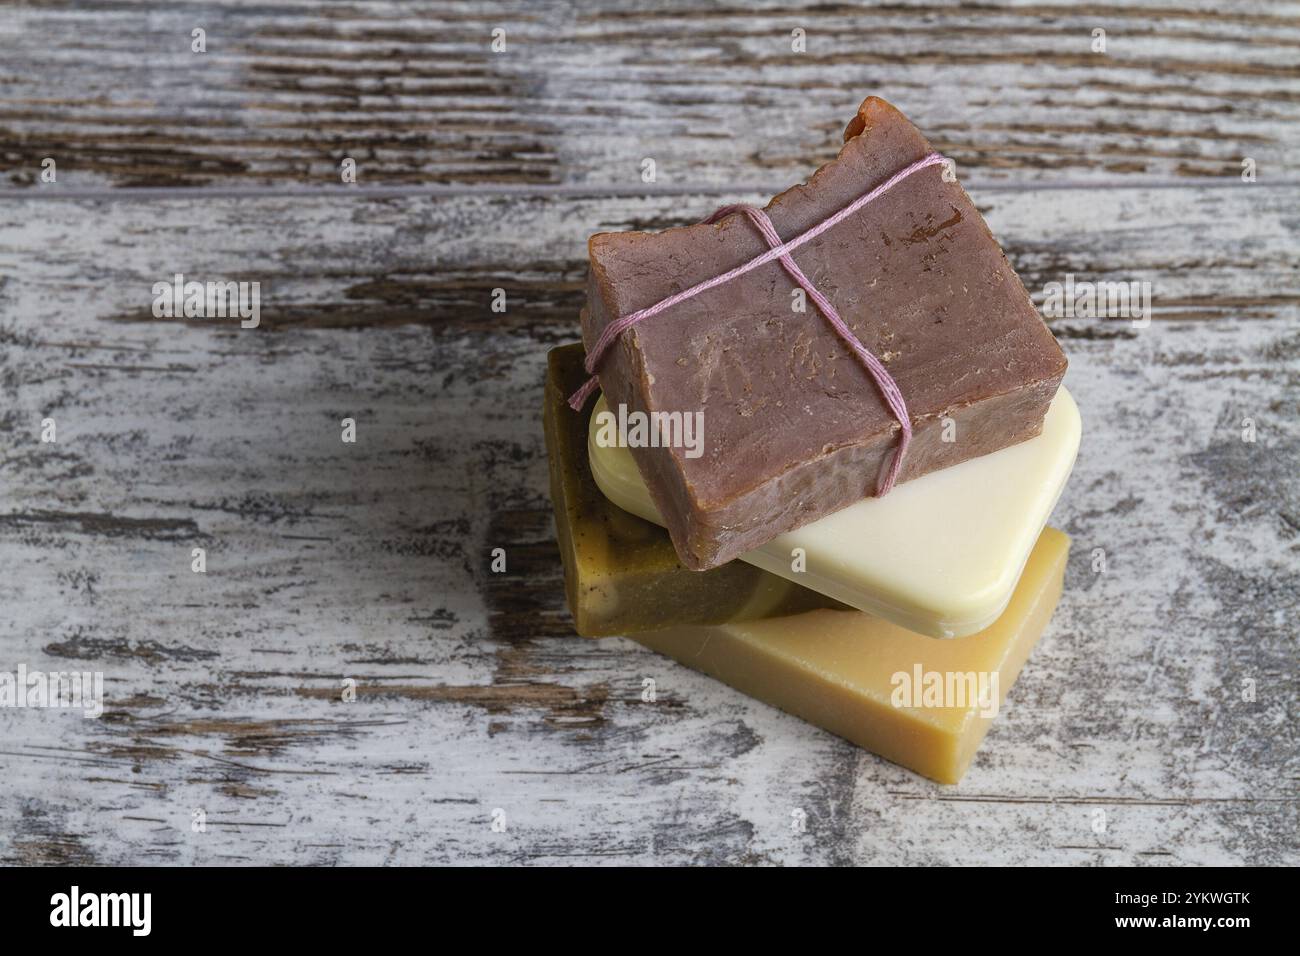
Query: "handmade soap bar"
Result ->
[[632, 527, 1070, 784], [589, 386, 1079, 637], [582, 96, 1068, 570], [545, 344, 844, 638]]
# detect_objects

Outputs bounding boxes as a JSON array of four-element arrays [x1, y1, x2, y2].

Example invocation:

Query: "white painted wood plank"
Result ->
[[3, 0, 1298, 188]]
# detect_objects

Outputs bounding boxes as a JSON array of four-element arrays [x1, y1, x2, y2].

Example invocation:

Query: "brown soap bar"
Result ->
[[544, 343, 845, 637], [582, 96, 1068, 571]]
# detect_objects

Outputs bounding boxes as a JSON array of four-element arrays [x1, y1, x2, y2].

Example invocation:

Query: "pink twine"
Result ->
[[570, 150, 948, 496]]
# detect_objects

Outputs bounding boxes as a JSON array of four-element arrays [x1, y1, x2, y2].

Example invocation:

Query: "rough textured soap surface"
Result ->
[[590, 387, 1080, 638], [582, 96, 1068, 570], [632, 528, 1070, 784], [544, 344, 844, 637]]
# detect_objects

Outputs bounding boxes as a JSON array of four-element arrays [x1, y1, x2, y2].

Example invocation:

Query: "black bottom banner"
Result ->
[[0, 864, 1279, 941]]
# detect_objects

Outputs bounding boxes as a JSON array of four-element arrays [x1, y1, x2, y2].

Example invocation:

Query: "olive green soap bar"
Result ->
[[545, 343, 845, 637]]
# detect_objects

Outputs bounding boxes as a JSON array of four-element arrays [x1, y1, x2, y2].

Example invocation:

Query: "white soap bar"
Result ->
[[588, 387, 1080, 638]]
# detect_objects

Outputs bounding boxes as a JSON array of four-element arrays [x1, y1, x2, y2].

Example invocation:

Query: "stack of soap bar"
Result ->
[[633, 528, 1069, 784], [545, 96, 1079, 784], [582, 95, 1068, 570], [544, 344, 846, 638], [589, 389, 1080, 637]]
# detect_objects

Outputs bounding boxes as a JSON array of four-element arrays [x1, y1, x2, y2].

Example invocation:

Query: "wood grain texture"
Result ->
[[3, 0, 1299, 189], [1, 183, 1296, 865]]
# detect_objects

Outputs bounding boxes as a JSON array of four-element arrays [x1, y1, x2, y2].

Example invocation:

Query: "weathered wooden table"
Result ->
[[1, 1, 1296, 866]]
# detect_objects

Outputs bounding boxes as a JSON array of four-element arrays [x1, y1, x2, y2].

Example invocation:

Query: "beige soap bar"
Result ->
[[590, 389, 1080, 637], [630, 527, 1070, 784]]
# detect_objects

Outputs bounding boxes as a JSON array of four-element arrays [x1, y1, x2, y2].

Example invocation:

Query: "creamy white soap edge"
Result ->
[[588, 387, 1081, 638]]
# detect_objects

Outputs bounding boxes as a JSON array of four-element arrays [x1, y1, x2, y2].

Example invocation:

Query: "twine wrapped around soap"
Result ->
[[570, 151, 949, 496]]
